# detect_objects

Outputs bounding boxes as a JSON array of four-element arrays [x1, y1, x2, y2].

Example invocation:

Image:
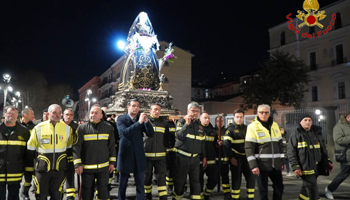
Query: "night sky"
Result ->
[[0, 0, 340, 97]]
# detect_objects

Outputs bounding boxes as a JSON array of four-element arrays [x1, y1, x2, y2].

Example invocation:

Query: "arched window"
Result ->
[[280, 31, 285, 46], [335, 12, 342, 30]]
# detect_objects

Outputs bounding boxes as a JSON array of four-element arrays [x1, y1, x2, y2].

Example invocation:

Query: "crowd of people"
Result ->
[[0, 100, 349, 200]]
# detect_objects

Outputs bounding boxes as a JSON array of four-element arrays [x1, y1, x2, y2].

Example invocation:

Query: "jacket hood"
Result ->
[[338, 115, 349, 124]]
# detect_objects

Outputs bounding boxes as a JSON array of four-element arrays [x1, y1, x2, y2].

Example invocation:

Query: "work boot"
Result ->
[[145, 193, 152, 200], [204, 195, 210, 200], [224, 193, 231, 200]]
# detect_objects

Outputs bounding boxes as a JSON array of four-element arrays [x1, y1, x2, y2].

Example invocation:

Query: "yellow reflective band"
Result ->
[[232, 148, 245, 155], [231, 194, 240, 199], [74, 159, 82, 165], [298, 142, 308, 148], [37, 155, 51, 172], [231, 189, 240, 193], [33, 176, 40, 194], [176, 149, 198, 157], [157, 186, 167, 191], [109, 157, 116, 161], [205, 188, 213, 193], [83, 134, 109, 141], [83, 161, 109, 169], [191, 195, 202, 199], [145, 188, 152, 193], [0, 140, 26, 146], [166, 177, 173, 181], [0, 177, 22, 182], [66, 188, 76, 193], [207, 160, 216, 164], [216, 157, 229, 161], [222, 184, 230, 188], [66, 193, 76, 197], [153, 127, 166, 133], [24, 181, 31, 186], [56, 154, 67, 171], [166, 148, 176, 152], [159, 191, 167, 196], [232, 139, 245, 144], [204, 192, 210, 196], [299, 193, 309, 200], [224, 136, 233, 142], [223, 189, 231, 193], [186, 134, 205, 140], [176, 127, 182, 131], [247, 188, 255, 192], [247, 194, 255, 198], [169, 128, 175, 132], [205, 136, 215, 141], [314, 144, 320, 148], [172, 192, 183, 200], [25, 167, 34, 172], [144, 185, 153, 189], [166, 182, 173, 185], [302, 170, 315, 175], [145, 152, 166, 157]]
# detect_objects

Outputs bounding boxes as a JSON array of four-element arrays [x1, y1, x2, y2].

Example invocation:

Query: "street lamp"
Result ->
[[2, 74, 11, 110], [85, 89, 96, 120]]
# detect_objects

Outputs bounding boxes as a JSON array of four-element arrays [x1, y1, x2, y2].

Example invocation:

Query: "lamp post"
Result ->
[[2, 74, 11, 110], [84, 89, 97, 120]]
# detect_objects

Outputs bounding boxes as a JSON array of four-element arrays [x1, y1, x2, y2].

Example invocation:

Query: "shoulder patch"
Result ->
[[18, 136, 24, 141], [225, 130, 230, 135], [234, 129, 239, 133]]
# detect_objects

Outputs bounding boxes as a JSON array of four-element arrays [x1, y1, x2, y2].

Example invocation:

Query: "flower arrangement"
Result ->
[[162, 42, 176, 63]]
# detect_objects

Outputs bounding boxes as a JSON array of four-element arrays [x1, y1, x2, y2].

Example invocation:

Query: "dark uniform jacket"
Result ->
[[117, 113, 154, 173], [223, 122, 247, 159], [73, 120, 116, 173], [245, 117, 284, 171], [166, 120, 176, 150], [202, 123, 216, 165], [0, 122, 31, 184], [20, 120, 36, 131], [175, 118, 205, 158], [288, 125, 331, 176], [144, 116, 169, 160], [66, 121, 79, 164], [27, 121, 73, 172], [215, 126, 229, 163]]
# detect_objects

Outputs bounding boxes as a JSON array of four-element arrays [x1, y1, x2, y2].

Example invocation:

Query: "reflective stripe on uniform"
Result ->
[[186, 134, 205, 141], [169, 128, 175, 132], [297, 142, 308, 148], [205, 136, 215, 141], [83, 134, 109, 141], [109, 157, 116, 161], [0, 140, 26, 146], [232, 148, 245, 155], [215, 157, 229, 161], [74, 159, 82, 165], [176, 149, 198, 157], [145, 152, 166, 157], [247, 156, 256, 161], [83, 161, 109, 169], [153, 127, 165, 133], [255, 154, 284, 158], [207, 160, 216, 164]]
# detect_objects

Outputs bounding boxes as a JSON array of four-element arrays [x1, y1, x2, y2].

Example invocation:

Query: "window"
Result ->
[[280, 31, 285, 46], [336, 44, 344, 64], [335, 12, 342, 30], [205, 89, 209, 98], [310, 52, 316, 70], [309, 27, 315, 34], [338, 82, 345, 99], [312, 86, 318, 102]]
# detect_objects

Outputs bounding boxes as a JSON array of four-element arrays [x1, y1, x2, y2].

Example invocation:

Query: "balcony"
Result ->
[[331, 57, 347, 66]]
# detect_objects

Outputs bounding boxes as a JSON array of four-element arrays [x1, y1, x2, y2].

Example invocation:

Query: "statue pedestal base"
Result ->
[[106, 89, 176, 116]]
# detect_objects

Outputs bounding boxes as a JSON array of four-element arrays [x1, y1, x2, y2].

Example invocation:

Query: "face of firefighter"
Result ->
[[24, 109, 35, 122], [187, 107, 199, 120], [234, 112, 244, 125], [150, 104, 161, 118], [257, 107, 270, 122], [200, 113, 210, 125], [4, 108, 18, 126], [63, 110, 74, 124], [43, 112, 49, 121], [89, 106, 103, 123], [127, 101, 140, 118], [300, 117, 312, 131], [215, 116, 224, 128], [49, 106, 62, 123]]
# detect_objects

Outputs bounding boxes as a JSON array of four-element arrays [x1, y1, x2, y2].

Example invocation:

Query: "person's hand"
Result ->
[[184, 115, 192, 125], [329, 162, 334, 172], [230, 157, 237, 166], [294, 169, 302, 176], [75, 166, 83, 175], [109, 164, 115, 173], [143, 113, 148, 123], [282, 164, 286, 171], [202, 158, 207, 170], [217, 140, 223, 146], [139, 113, 147, 124], [252, 167, 260, 176]]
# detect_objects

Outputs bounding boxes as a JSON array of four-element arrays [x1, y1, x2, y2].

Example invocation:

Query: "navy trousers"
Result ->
[[118, 171, 145, 200]]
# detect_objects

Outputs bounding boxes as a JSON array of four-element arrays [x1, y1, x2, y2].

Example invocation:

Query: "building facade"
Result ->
[[77, 76, 101, 120]]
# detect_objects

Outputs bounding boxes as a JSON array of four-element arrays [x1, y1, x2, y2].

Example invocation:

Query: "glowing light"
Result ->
[[8, 86, 13, 92], [315, 109, 321, 115], [117, 41, 125, 50], [92, 98, 97, 102], [319, 115, 324, 120]]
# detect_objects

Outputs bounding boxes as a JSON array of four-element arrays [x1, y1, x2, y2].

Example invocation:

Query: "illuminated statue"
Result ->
[[119, 12, 166, 90]]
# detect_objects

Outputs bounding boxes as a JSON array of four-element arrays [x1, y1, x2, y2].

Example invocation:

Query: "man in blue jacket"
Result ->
[[117, 99, 155, 200]]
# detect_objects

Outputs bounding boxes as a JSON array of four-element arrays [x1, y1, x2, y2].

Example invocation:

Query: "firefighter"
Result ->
[[199, 112, 218, 200], [62, 108, 79, 200], [19, 107, 36, 199], [27, 104, 73, 200], [165, 119, 176, 194], [0, 106, 31, 200], [172, 102, 206, 200], [73, 105, 116, 200], [144, 103, 169, 200], [223, 109, 255, 200], [215, 115, 230, 200]]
